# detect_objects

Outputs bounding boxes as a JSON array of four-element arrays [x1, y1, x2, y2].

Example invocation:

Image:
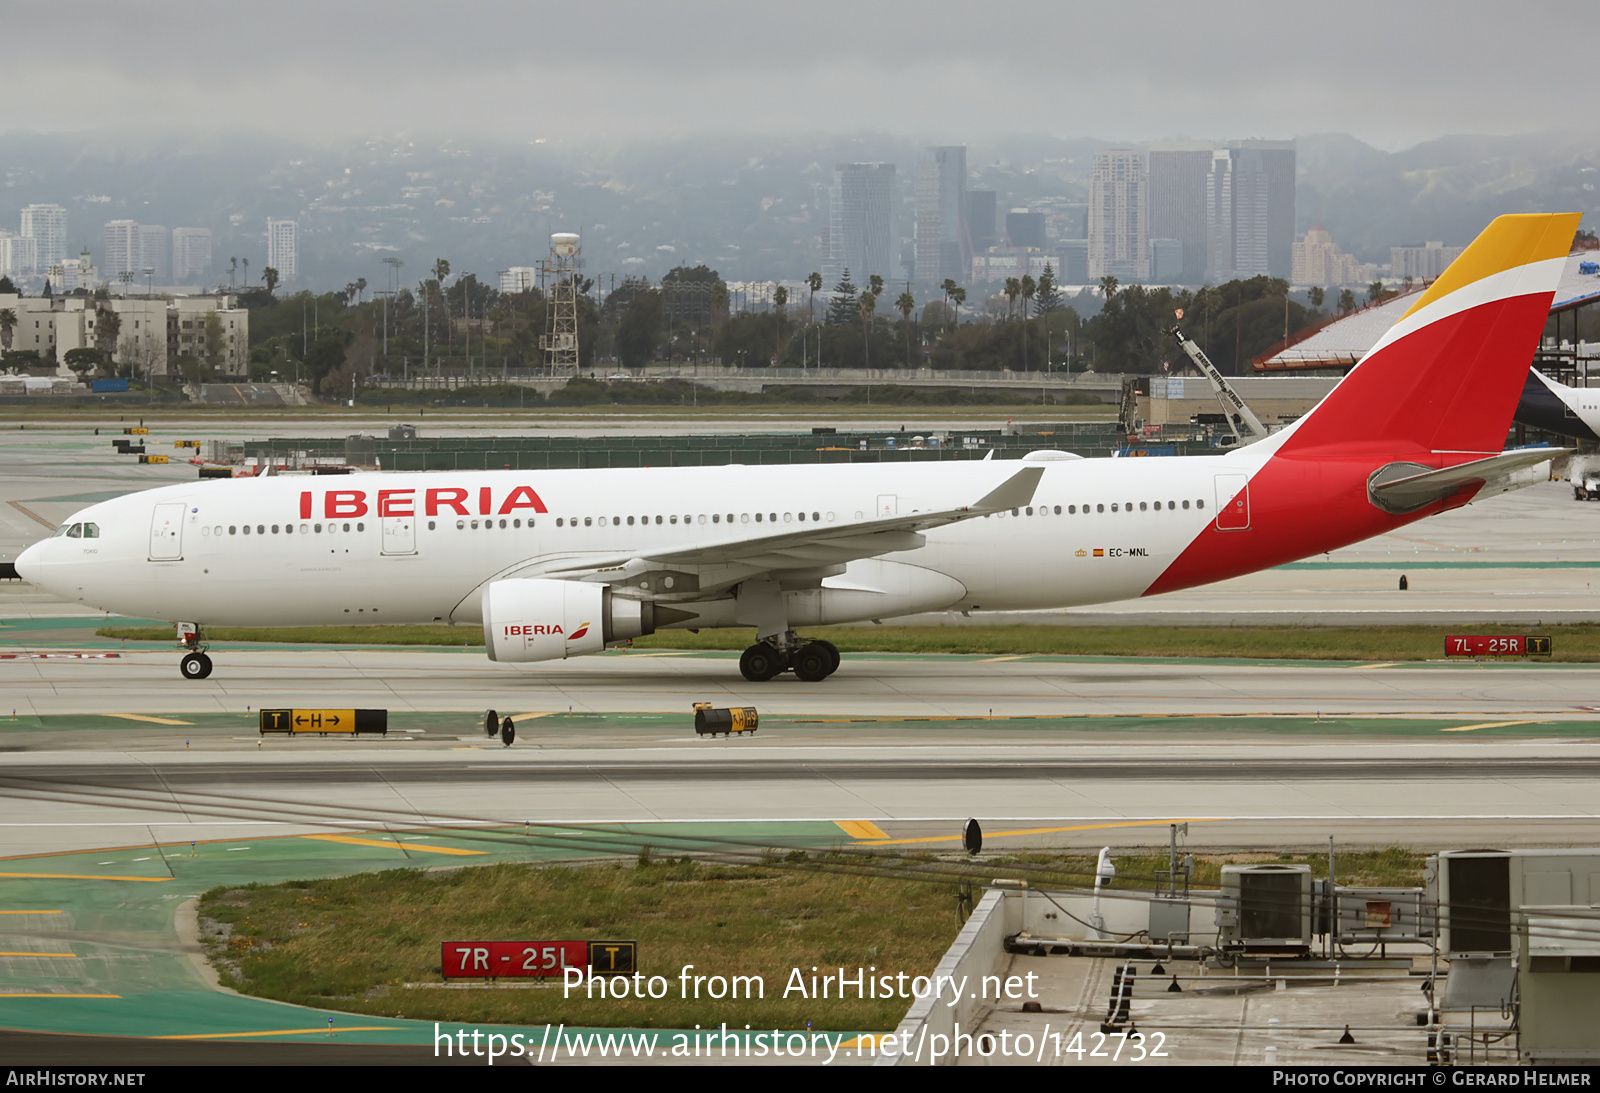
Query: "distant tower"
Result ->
[[1088, 149, 1149, 282], [541, 232, 581, 373], [20, 205, 67, 271], [827, 164, 895, 286], [267, 218, 299, 281], [915, 146, 966, 284]]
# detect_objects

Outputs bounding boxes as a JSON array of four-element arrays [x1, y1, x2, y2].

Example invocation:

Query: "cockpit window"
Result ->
[[82, 523, 99, 538], [66, 523, 82, 538], [51, 524, 70, 537]]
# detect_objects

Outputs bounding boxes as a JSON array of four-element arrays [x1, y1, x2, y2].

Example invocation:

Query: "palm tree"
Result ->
[[1003, 277, 1021, 322], [1099, 275, 1119, 302], [1020, 275, 1036, 371], [772, 285, 788, 365], [434, 259, 452, 350], [263, 267, 280, 297], [241, 258, 249, 287], [941, 278, 958, 333], [895, 291, 916, 368], [0, 308, 14, 354], [806, 272, 822, 368], [858, 291, 876, 371], [355, 277, 368, 304], [950, 285, 967, 327], [1308, 286, 1325, 311], [869, 274, 884, 300]]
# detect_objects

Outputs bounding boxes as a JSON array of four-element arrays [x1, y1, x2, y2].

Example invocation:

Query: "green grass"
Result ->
[[199, 856, 963, 1031], [197, 847, 1429, 1029], [95, 622, 1600, 661]]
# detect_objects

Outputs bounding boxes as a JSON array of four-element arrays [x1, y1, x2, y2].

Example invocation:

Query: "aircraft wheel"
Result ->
[[739, 644, 783, 682], [180, 652, 212, 680], [812, 639, 841, 676], [792, 643, 833, 683], [484, 709, 499, 738]]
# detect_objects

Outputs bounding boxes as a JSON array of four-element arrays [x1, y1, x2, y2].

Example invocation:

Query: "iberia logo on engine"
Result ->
[[505, 625, 563, 637]]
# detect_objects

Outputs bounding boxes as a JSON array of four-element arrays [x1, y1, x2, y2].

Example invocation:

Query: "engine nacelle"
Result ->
[[481, 579, 654, 663]]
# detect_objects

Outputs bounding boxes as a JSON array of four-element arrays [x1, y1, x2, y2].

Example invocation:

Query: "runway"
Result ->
[[4, 643, 1600, 720]]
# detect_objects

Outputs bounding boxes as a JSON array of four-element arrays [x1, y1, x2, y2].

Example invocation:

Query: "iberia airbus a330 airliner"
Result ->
[[15, 214, 1581, 682]]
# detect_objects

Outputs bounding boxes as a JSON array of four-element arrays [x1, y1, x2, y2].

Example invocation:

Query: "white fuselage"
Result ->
[[19, 455, 1254, 629]]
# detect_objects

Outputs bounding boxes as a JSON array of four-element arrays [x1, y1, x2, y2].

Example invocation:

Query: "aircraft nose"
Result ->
[[14, 541, 45, 586]]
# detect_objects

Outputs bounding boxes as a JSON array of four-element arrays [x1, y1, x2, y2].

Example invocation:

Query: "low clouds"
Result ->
[[8, 1, 1595, 148]]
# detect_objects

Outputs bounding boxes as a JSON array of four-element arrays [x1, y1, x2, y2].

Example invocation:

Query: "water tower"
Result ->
[[541, 232, 581, 374]]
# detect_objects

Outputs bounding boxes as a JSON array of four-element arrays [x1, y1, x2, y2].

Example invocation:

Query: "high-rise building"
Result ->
[[1006, 210, 1046, 250], [1205, 150, 1235, 283], [20, 205, 67, 271], [104, 221, 171, 284], [827, 164, 895, 288], [172, 228, 213, 284], [138, 224, 168, 282], [1391, 241, 1466, 282], [267, 218, 298, 281], [1147, 142, 1213, 284], [1206, 141, 1295, 281], [103, 220, 141, 280], [1056, 240, 1090, 284], [914, 146, 966, 284], [1294, 226, 1379, 286], [1088, 150, 1148, 282], [965, 191, 998, 253], [0, 233, 37, 279]]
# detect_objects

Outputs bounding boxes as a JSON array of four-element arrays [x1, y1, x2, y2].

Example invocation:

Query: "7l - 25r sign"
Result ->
[[441, 940, 637, 978], [1444, 634, 1552, 657]]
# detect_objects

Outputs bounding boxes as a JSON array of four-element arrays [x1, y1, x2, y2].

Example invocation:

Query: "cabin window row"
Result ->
[[551, 512, 829, 528], [999, 500, 1206, 516], [209, 522, 367, 536]]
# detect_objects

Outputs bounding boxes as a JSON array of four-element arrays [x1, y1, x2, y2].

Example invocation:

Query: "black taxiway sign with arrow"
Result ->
[[259, 708, 388, 735]]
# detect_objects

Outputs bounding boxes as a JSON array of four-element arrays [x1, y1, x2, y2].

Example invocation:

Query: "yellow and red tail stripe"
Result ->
[[1146, 213, 1580, 597]]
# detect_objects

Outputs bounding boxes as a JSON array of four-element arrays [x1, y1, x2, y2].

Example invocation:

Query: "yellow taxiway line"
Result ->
[[302, 834, 485, 856], [854, 817, 1222, 846]]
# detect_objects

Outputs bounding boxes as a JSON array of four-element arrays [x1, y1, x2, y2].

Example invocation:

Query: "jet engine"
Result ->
[[481, 579, 654, 663]]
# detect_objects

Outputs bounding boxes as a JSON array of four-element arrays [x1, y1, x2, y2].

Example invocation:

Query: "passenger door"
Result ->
[[148, 502, 186, 560], [381, 515, 416, 555], [1213, 474, 1250, 531]]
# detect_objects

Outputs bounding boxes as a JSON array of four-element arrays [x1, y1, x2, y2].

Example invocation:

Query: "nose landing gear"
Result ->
[[178, 625, 212, 680]]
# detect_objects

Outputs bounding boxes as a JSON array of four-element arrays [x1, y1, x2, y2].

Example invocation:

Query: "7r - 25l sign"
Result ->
[[441, 940, 636, 979]]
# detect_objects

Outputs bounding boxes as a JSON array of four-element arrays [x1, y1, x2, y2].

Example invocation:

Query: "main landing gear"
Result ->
[[178, 625, 212, 680], [739, 632, 840, 683]]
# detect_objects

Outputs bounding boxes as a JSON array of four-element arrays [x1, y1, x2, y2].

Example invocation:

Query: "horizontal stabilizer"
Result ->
[[1368, 449, 1563, 514]]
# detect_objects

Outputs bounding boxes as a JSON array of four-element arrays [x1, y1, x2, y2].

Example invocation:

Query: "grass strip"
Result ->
[[97, 622, 1600, 661], [198, 848, 1427, 1029], [199, 856, 960, 1031]]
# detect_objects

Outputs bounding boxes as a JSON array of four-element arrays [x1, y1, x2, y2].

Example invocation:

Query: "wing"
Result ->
[[503, 465, 1044, 600]]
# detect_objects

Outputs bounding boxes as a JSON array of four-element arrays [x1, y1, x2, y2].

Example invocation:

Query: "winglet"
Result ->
[[970, 466, 1044, 512]]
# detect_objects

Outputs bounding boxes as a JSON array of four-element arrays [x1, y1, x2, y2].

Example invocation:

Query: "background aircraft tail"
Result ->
[[1272, 213, 1579, 459]]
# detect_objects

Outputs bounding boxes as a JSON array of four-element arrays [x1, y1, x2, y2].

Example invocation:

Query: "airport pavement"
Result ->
[[2, 418, 1598, 1063]]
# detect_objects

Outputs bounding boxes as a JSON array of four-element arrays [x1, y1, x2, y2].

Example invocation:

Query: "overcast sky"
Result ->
[[8, 1, 1595, 150]]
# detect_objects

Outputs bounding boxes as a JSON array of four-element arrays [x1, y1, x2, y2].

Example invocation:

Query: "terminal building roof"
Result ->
[[1254, 250, 1600, 371]]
